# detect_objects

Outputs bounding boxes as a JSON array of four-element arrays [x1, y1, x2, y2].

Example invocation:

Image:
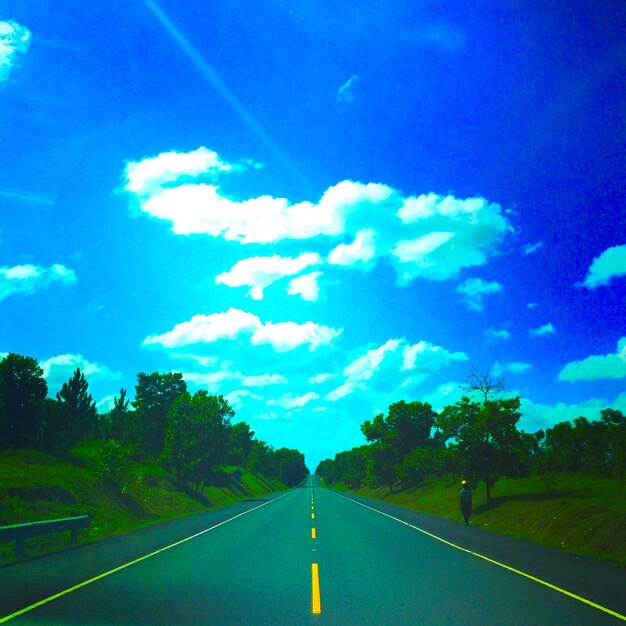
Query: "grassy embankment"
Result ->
[[0, 442, 286, 565], [329, 474, 626, 567]]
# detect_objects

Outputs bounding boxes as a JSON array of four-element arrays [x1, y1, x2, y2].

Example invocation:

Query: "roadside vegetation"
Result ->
[[316, 370, 626, 566], [0, 352, 309, 563]]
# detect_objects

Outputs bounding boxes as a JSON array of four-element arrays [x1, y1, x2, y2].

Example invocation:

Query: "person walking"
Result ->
[[459, 480, 472, 526]]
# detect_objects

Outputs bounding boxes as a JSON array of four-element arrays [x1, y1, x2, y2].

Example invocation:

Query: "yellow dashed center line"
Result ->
[[311, 512, 315, 519], [312, 527, 316, 539], [311, 563, 322, 614]]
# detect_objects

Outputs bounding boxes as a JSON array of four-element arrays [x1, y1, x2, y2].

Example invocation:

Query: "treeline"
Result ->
[[0, 353, 308, 489], [316, 382, 625, 500]]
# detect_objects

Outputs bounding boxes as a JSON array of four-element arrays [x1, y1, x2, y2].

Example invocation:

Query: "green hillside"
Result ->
[[0, 443, 286, 565], [330, 474, 626, 567]]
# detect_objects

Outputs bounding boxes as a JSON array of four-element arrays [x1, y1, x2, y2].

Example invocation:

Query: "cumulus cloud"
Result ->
[[309, 373, 333, 384], [267, 392, 319, 409], [492, 361, 532, 377], [251, 320, 341, 352], [326, 338, 467, 401], [122, 148, 513, 284], [519, 392, 626, 433], [242, 373, 288, 387], [0, 20, 31, 83], [286, 271, 323, 301], [337, 75, 360, 102], [0, 264, 76, 302], [143, 307, 342, 352], [530, 323, 556, 337], [456, 277, 503, 311], [421, 381, 466, 411], [392, 193, 511, 283], [40, 353, 122, 394], [123, 147, 250, 196], [216, 253, 322, 300], [558, 337, 626, 382], [328, 229, 377, 267], [325, 380, 367, 402], [484, 327, 511, 341], [579, 244, 626, 289], [144, 308, 260, 348]]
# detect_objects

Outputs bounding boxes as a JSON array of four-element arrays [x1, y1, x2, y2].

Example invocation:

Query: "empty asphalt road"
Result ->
[[1, 475, 624, 624]]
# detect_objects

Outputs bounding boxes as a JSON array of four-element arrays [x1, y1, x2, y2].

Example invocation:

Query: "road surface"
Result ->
[[0, 475, 624, 624]]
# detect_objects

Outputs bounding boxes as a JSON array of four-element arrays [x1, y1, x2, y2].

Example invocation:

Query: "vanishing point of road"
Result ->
[[1, 475, 624, 624]]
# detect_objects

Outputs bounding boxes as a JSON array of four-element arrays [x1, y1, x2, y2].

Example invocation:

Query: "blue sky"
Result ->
[[1, 1, 625, 470]]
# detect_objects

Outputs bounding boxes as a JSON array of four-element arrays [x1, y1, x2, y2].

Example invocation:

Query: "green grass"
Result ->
[[0, 444, 286, 565], [331, 474, 626, 567]]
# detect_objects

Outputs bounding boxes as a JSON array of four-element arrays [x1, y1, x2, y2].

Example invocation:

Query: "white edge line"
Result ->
[[331, 490, 626, 622], [0, 492, 293, 623]]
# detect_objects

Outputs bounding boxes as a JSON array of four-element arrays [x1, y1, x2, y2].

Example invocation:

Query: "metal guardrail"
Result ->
[[0, 515, 90, 558]]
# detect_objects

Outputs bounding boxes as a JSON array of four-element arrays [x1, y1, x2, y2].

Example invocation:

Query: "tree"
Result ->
[[0, 353, 48, 449], [365, 442, 395, 490], [133, 372, 186, 457], [104, 388, 136, 444], [361, 400, 437, 487], [462, 368, 505, 403], [362, 401, 436, 458], [435, 395, 525, 501], [160, 391, 234, 491], [601, 408, 626, 476], [247, 439, 277, 477], [275, 448, 308, 487], [55, 368, 97, 448], [228, 422, 255, 466]]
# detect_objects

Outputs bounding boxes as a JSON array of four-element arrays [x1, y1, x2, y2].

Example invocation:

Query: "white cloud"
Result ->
[[530, 323, 556, 337], [422, 381, 466, 412], [484, 327, 511, 341], [0, 264, 76, 302], [309, 373, 333, 385], [328, 337, 467, 401], [579, 244, 626, 289], [328, 229, 377, 267], [216, 253, 322, 300], [144, 307, 342, 353], [267, 392, 319, 409], [40, 354, 122, 394], [96, 395, 116, 414], [325, 380, 367, 402], [523, 241, 543, 255], [492, 361, 532, 377], [144, 308, 260, 348], [558, 337, 626, 382], [170, 354, 220, 368], [286, 271, 323, 301], [0, 20, 31, 83], [392, 193, 511, 282], [337, 74, 360, 102], [242, 373, 288, 387], [123, 148, 513, 283], [123, 147, 249, 196], [344, 339, 402, 382], [456, 277, 503, 311], [519, 392, 626, 433], [251, 320, 341, 352], [181, 370, 239, 391]]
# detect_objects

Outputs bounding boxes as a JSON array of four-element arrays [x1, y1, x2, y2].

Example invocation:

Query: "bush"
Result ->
[[97, 439, 132, 488]]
